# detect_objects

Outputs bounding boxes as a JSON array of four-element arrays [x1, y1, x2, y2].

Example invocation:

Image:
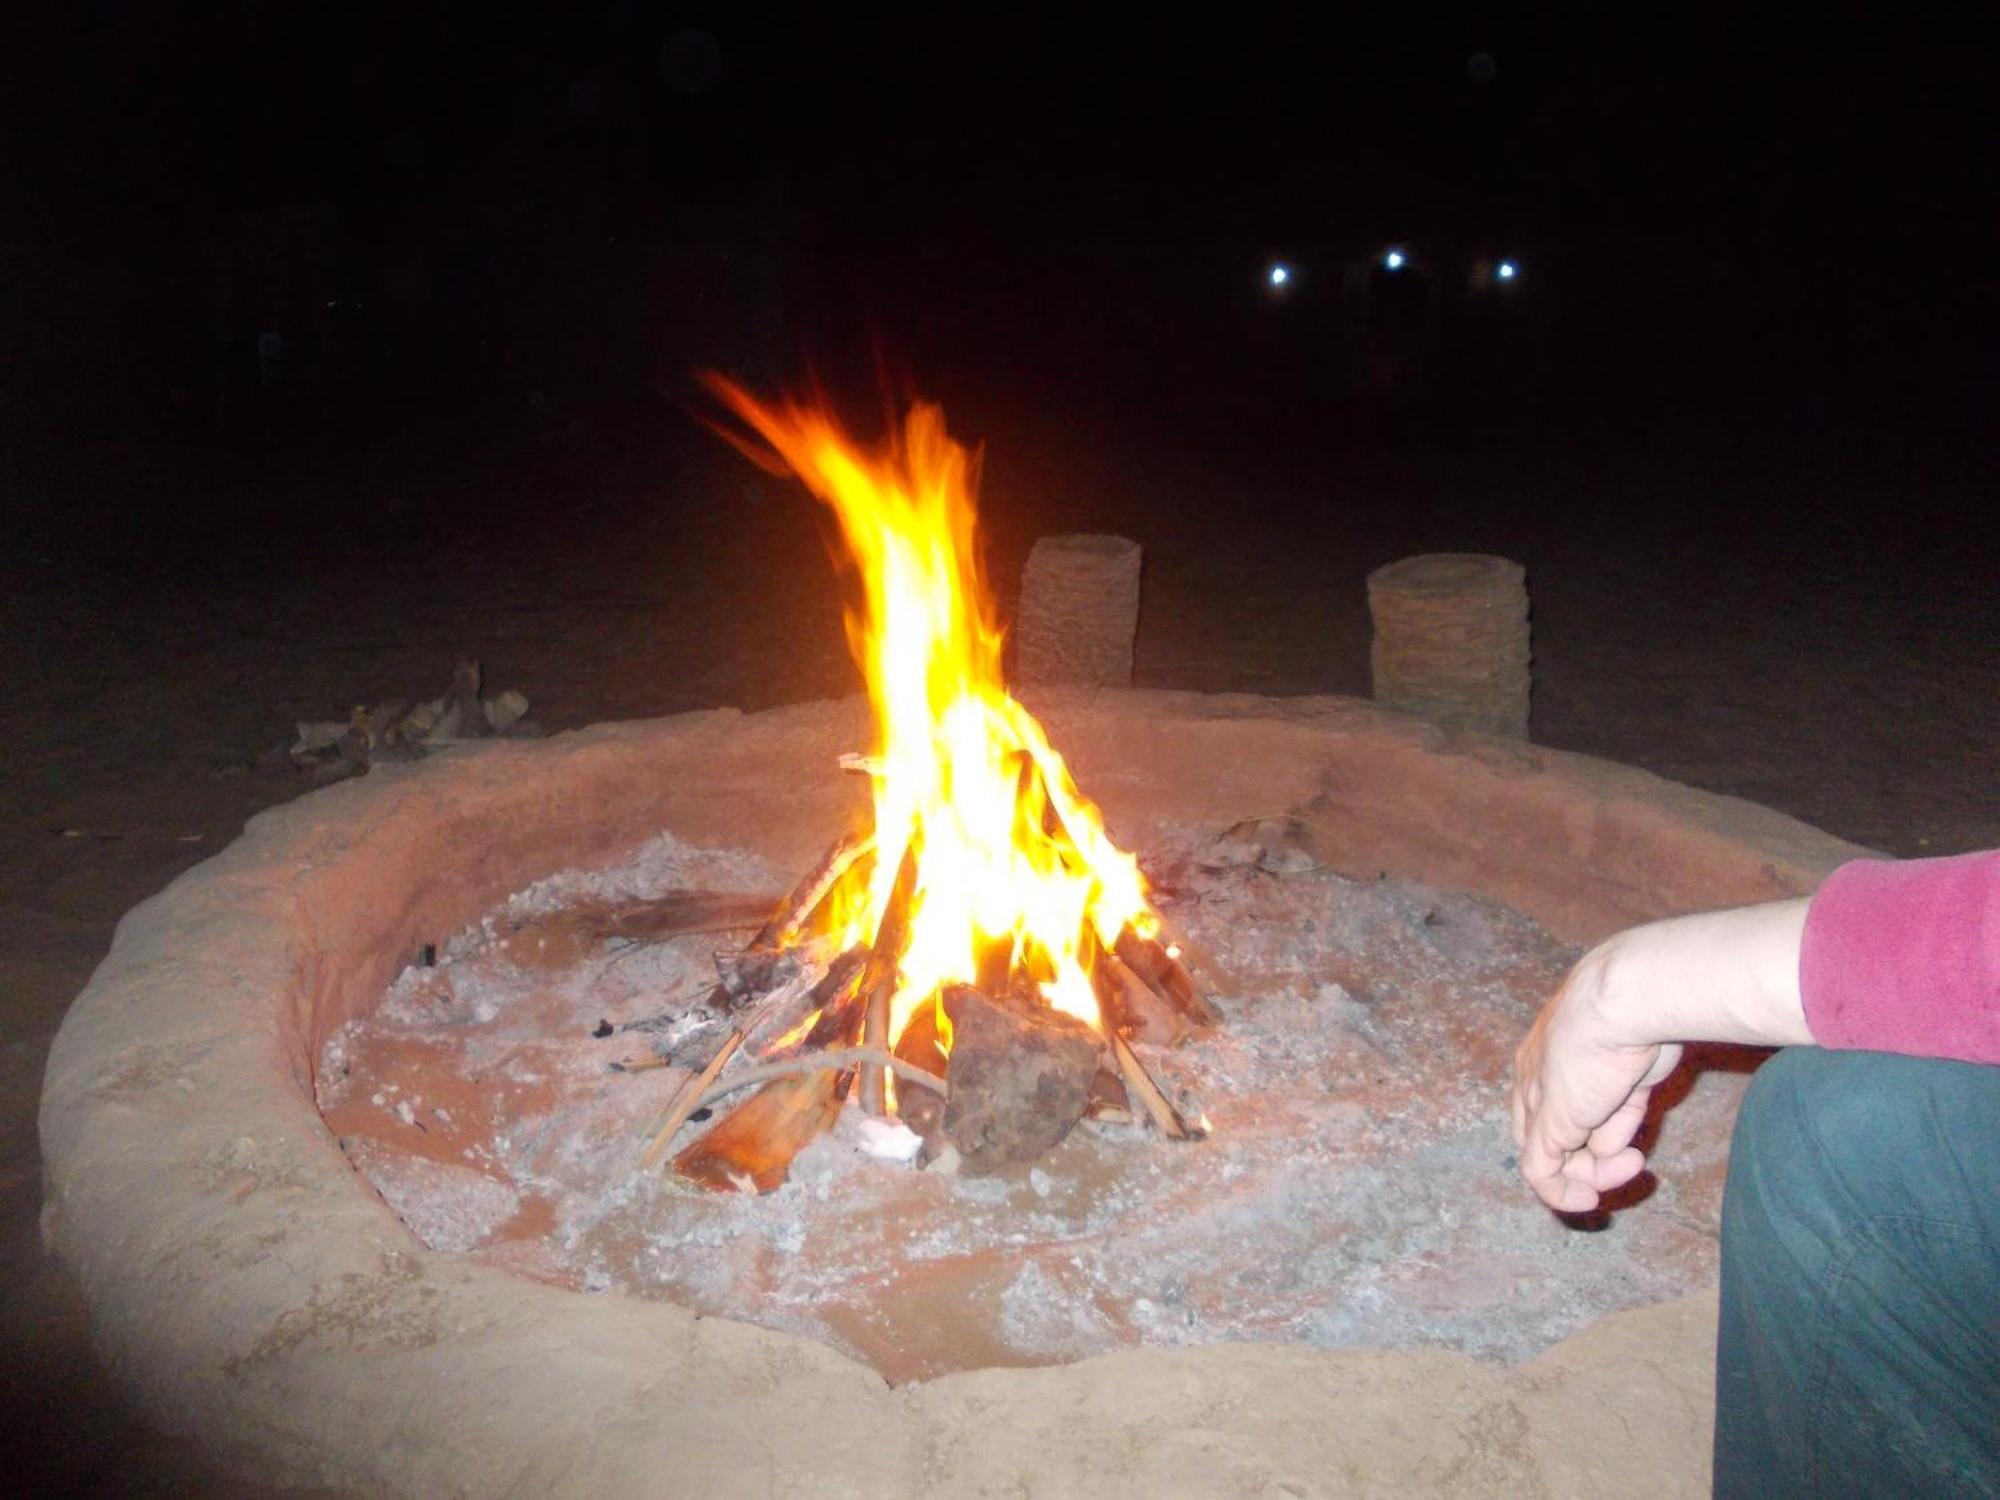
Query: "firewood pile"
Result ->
[[288, 657, 539, 782], [626, 815, 1218, 1195]]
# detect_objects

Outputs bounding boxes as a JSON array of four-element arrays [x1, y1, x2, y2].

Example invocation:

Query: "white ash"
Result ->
[[350, 1146, 521, 1255], [500, 829, 780, 924], [320, 819, 1743, 1382]]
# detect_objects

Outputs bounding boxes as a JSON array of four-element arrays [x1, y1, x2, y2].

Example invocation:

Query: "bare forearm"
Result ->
[[1587, 898, 1814, 1051], [1510, 896, 1812, 1211]]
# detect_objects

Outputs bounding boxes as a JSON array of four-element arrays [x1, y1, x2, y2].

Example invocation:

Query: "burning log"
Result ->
[[1114, 928, 1221, 1030], [755, 829, 876, 950], [859, 976, 893, 1115], [939, 983, 1099, 1174], [889, 996, 949, 1149], [674, 1072, 849, 1193], [788, 944, 870, 1043], [636, 949, 860, 1166], [1148, 913, 1240, 997], [621, 832, 871, 1063], [857, 842, 919, 1116], [1093, 950, 1191, 1049], [695, 830, 872, 1018], [1011, 746, 1219, 1034], [638, 1028, 745, 1169], [671, 973, 870, 1190], [1105, 1030, 1196, 1140]]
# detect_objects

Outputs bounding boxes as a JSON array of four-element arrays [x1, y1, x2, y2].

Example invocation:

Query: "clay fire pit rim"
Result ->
[[38, 690, 1870, 1498]]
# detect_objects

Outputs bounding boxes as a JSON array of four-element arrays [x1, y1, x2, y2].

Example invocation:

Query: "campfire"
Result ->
[[633, 379, 1218, 1192]]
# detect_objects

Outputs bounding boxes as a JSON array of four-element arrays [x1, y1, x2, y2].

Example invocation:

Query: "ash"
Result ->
[[318, 822, 1744, 1384]]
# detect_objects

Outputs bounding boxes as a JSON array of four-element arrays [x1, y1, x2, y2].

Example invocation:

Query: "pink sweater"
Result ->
[[1800, 849, 2000, 1064]]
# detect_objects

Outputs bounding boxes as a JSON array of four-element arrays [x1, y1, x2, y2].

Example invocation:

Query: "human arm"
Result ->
[[1511, 848, 1999, 1213], [1509, 898, 1811, 1213]]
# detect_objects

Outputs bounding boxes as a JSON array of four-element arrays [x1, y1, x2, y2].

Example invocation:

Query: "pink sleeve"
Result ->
[[1799, 849, 2000, 1064]]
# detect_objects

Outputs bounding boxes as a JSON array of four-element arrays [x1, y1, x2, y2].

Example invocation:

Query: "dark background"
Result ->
[[7, 4, 1996, 496]]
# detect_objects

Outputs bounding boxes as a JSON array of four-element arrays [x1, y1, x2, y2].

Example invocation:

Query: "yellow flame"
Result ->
[[703, 376, 1152, 1046]]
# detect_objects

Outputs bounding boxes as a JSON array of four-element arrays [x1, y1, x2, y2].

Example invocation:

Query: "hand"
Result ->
[[1511, 946, 1682, 1213], [1510, 898, 1810, 1214]]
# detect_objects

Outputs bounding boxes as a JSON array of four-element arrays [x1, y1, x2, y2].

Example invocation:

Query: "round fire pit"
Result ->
[[41, 691, 1862, 1497]]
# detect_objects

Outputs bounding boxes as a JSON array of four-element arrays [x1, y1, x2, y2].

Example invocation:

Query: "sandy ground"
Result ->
[[5, 408, 1994, 1495]]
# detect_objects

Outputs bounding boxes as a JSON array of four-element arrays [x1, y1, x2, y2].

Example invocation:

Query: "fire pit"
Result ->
[[42, 688, 1862, 1495], [311, 749, 1692, 1386]]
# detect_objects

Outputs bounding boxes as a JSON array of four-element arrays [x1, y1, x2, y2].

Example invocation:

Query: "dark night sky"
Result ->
[[4, 4, 1996, 464], [22, 7, 1981, 228], [20, 11, 1979, 236]]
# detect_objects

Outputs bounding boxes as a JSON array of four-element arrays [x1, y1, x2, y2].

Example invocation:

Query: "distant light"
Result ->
[[1496, 260, 1518, 281], [1268, 263, 1292, 288], [1384, 249, 1406, 271]]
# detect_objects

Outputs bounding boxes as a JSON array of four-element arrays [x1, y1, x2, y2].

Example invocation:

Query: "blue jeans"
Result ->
[[1715, 1047, 2000, 1497]]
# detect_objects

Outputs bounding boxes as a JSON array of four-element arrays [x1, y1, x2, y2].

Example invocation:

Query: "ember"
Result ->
[[634, 380, 1216, 1189]]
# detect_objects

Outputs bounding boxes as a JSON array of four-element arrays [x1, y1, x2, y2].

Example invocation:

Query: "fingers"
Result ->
[[1521, 1138, 1647, 1213], [1584, 1087, 1651, 1161], [1517, 1107, 1584, 1210], [1510, 984, 1663, 1214], [1510, 1017, 1551, 1152], [1507, 1072, 1534, 1151], [1518, 1077, 1650, 1212]]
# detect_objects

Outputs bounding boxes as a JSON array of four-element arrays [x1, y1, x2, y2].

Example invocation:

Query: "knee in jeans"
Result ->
[[1729, 1046, 1971, 1233], [1725, 1046, 1871, 1245], [1731, 1047, 1830, 1177]]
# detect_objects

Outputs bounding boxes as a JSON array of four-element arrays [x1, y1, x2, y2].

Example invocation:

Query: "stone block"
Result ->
[[1368, 552, 1531, 738], [1015, 534, 1142, 687]]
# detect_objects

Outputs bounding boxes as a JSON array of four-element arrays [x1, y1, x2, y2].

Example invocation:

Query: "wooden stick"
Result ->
[[666, 831, 869, 1029], [669, 968, 873, 1187], [674, 1072, 847, 1193], [856, 840, 918, 1115], [639, 1029, 744, 1168], [859, 979, 892, 1114], [606, 891, 783, 943], [1105, 1031, 1192, 1140], [1148, 913, 1241, 996], [691, 1047, 945, 1110], [607, 1054, 672, 1073], [1096, 952, 1193, 1048], [755, 829, 876, 948], [633, 962, 822, 1149], [1115, 927, 1221, 1029]]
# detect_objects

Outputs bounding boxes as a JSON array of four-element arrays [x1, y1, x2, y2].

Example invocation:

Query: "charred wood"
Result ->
[[939, 982, 1098, 1174], [669, 978, 871, 1190], [1114, 928, 1220, 1029], [673, 1071, 847, 1193], [1091, 947, 1192, 1049], [755, 829, 876, 950]]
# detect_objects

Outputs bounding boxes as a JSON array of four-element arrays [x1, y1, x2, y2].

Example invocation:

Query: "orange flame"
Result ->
[[703, 376, 1153, 1051]]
